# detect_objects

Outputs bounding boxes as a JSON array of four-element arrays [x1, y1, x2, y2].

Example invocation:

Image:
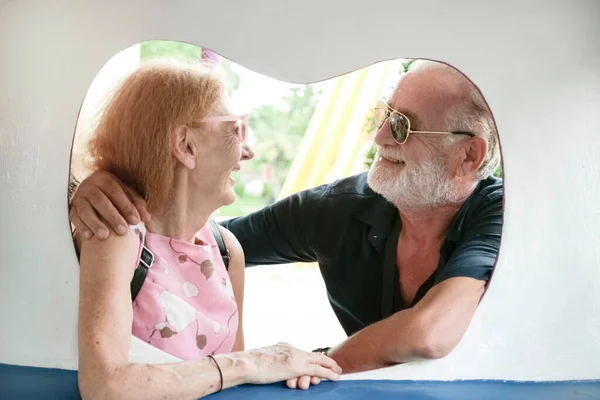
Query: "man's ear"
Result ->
[[456, 136, 488, 177], [171, 125, 197, 170]]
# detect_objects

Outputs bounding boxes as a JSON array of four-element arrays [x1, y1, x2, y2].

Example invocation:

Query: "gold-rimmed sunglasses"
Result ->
[[374, 100, 474, 144]]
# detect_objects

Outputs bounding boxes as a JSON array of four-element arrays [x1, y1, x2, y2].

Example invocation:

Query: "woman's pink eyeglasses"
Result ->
[[196, 114, 249, 139]]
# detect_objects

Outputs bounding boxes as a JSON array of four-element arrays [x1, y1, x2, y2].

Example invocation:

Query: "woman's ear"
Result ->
[[171, 125, 197, 170]]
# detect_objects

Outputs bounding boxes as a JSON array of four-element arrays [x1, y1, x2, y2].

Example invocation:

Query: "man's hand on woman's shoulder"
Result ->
[[69, 170, 150, 240]]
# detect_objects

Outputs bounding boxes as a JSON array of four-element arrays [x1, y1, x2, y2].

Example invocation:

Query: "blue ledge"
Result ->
[[2, 363, 600, 399]]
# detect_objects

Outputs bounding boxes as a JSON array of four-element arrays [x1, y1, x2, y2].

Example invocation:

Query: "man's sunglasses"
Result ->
[[374, 100, 474, 145]]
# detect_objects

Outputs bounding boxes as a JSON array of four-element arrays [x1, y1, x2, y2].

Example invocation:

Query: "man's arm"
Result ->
[[220, 185, 329, 267], [327, 276, 485, 373], [70, 170, 151, 240], [70, 170, 328, 267], [328, 191, 503, 373]]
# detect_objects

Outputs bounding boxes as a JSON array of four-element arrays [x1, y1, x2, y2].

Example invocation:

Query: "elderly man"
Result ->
[[69, 60, 503, 374]]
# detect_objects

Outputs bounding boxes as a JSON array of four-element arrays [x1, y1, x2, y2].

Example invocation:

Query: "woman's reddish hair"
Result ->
[[87, 59, 225, 210]]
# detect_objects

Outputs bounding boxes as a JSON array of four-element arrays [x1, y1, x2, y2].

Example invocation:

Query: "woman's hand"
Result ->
[[245, 342, 342, 389], [70, 170, 150, 240]]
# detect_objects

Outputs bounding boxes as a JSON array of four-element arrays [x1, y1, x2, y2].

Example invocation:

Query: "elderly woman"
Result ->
[[74, 60, 341, 400]]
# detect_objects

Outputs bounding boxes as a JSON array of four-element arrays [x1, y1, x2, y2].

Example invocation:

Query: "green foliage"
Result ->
[[140, 40, 201, 62], [363, 143, 378, 170], [401, 59, 415, 74], [361, 113, 377, 136], [139, 40, 242, 103], [217, 196, 269, 217], [493, 164, 503, 178], [249, 86, 320, 190], [233, 180, 246, 197]]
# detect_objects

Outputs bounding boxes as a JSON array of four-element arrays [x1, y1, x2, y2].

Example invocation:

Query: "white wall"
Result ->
[[1, 0, 599, 380], [71, 44, 140, 179]]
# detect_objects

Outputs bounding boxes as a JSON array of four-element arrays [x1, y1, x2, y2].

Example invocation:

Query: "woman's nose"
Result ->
[[242, 141, 254, 161]]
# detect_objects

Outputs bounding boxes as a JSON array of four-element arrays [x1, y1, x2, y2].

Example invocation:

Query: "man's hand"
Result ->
[[69, 170, 150, 240]]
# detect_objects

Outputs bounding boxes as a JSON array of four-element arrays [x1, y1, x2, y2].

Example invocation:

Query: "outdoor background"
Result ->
[[71, 40, 502, 351]]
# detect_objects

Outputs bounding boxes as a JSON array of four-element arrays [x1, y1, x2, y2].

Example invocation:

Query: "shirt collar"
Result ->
[[354, 194, 398, 255], [444, 178, 492, 241]]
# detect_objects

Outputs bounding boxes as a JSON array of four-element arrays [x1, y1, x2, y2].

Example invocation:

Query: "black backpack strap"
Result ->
[[208, 219, 230, 270], [130, 238, 154, 301], [130, 221, 228, 302]]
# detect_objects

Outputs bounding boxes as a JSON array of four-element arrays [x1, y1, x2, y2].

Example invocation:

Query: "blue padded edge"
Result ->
[[2, 362, 600, 399]]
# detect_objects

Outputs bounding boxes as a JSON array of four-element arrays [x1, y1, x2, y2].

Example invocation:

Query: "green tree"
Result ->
[[248, 85, 320, 196], [494, 164, 503, 177], [401, 59, 415, 75], [140, 40, 201, 61], [139, 40, 241, 98], [218, 85, 319, 216]]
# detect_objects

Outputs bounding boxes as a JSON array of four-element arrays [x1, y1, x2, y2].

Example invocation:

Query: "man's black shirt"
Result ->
[[221, 172, 504, 336]]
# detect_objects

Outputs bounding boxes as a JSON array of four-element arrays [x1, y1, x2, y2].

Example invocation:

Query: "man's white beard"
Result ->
[[367, 154, 460, 210]]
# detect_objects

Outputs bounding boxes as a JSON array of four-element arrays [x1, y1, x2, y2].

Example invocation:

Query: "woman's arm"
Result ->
[[77, 226, 342, 399], [77, 228, 250, 400], [219, 226, 245, 352]]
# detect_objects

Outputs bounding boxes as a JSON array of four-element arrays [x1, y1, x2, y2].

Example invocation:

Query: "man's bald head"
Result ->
[[393, 60, 500, 179]]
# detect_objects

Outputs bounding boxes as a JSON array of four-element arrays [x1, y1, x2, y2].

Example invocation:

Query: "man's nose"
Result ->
[[374, 120, 398, 147]]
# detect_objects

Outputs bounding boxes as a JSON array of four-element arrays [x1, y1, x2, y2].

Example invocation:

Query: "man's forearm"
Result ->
[[327, 277, 486, 374], [327, 308, 428, 374]]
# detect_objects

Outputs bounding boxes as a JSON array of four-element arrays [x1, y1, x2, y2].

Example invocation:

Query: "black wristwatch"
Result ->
[[312, 347, 331, 355]]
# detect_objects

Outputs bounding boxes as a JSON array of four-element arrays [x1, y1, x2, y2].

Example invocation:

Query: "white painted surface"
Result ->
[[71, 43, 140, 179], [1, 0, 600, 381]]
